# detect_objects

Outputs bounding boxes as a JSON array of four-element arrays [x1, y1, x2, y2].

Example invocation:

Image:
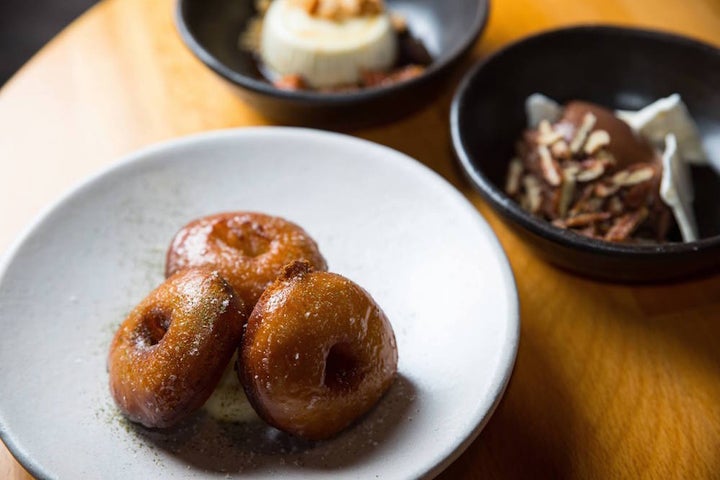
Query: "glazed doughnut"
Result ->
[[166, 212, 327, 312], [108, 268, 246, 428], [240, 261, 398, 440]]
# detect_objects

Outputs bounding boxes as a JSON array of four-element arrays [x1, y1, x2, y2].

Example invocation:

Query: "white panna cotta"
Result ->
[[260, 0, 398, 88]]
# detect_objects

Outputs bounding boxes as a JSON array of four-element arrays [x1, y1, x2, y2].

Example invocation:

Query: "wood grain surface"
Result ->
[[1, 0, 720, 478]]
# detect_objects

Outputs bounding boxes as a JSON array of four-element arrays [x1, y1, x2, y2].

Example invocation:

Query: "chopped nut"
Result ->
[[507, 100, 672, 244], [584, 197, 605, 213], [608, 196, 624, 215], [345, 0, 364, 16], [558, 170, 576, 217], [569, 184, 596, 216], [583, 129, 611, 155], [625, 166, 656, 184], [505, 158, 524, 196], [596, 150, 617, 167], [594, 182, 620, 198], [612, 170, 629, 185], [520, 194, 531, 211], [565, 212, 612, 227], [365, 0, 384, 13], [290, 0, 319, 13], [576, 225, 598, 238], [612, 166, 655, 186], [256, 0, 272, 14], [605, 208, 649, 241], [538, 145, 562, 186], [563, 162, 580, 179], [538, 120, 552, 134], [572, 197, 604, 215], [361, 64, 424, 87], [523, 175, 543, 213], [315, 1, 339, 18], [570, 112, 597, 154], [239, 17, 264, 52], [576, 160, 606, 182], [274, 74, 306, 90], [537, 120, 564, 145], [298, 0, 384, 20], [390, 13, 407, 32], [551, 140, 571, 160]]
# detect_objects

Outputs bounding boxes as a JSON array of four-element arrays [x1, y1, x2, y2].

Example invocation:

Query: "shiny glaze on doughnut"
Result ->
[[240, 261, 398, 440], [166, 212, 328, 313], [108, 268, 246, 428]]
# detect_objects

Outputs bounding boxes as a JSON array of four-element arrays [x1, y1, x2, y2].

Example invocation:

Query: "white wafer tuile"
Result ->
[[660, 134, 698, 242], [525, 93, 562, 128], [616, 94, 708, 165]]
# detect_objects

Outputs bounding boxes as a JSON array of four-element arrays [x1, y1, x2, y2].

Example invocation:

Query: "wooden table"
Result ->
[[2, 0, 719, 478]]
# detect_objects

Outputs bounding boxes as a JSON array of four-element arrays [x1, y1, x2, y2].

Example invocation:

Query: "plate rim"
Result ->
[[0, 127, 519, 480]]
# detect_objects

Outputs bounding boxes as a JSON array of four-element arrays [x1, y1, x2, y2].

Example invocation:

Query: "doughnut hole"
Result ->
[[324, 342, 364, 392], [213, 219, 272, 257], [141, 308, 172, 346]]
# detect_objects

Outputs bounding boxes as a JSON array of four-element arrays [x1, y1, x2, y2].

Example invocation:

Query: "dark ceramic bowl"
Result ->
[[176, 0, 489, 126], [451, 26, 720, 283]]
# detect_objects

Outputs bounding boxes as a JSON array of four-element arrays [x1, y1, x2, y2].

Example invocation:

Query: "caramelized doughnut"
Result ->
[[166, 212, 327, 312], [240, 261, 398, 440], [108, 268, 246, 428]]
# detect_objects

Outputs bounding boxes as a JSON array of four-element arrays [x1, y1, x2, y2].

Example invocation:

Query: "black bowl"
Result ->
[[451, 26, 720, 283], [176, 0, 489, 126]]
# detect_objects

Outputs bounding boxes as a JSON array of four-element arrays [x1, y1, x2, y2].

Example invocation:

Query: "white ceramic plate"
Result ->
[[0, 128, 518, 479]]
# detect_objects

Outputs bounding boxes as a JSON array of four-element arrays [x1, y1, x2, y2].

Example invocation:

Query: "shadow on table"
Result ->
[[133, 374, 417, 474], [592, 271, 720, 381], [438, 331, 581, 479], [589, 273, 720, 474], [440, 268, 720, 478]]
